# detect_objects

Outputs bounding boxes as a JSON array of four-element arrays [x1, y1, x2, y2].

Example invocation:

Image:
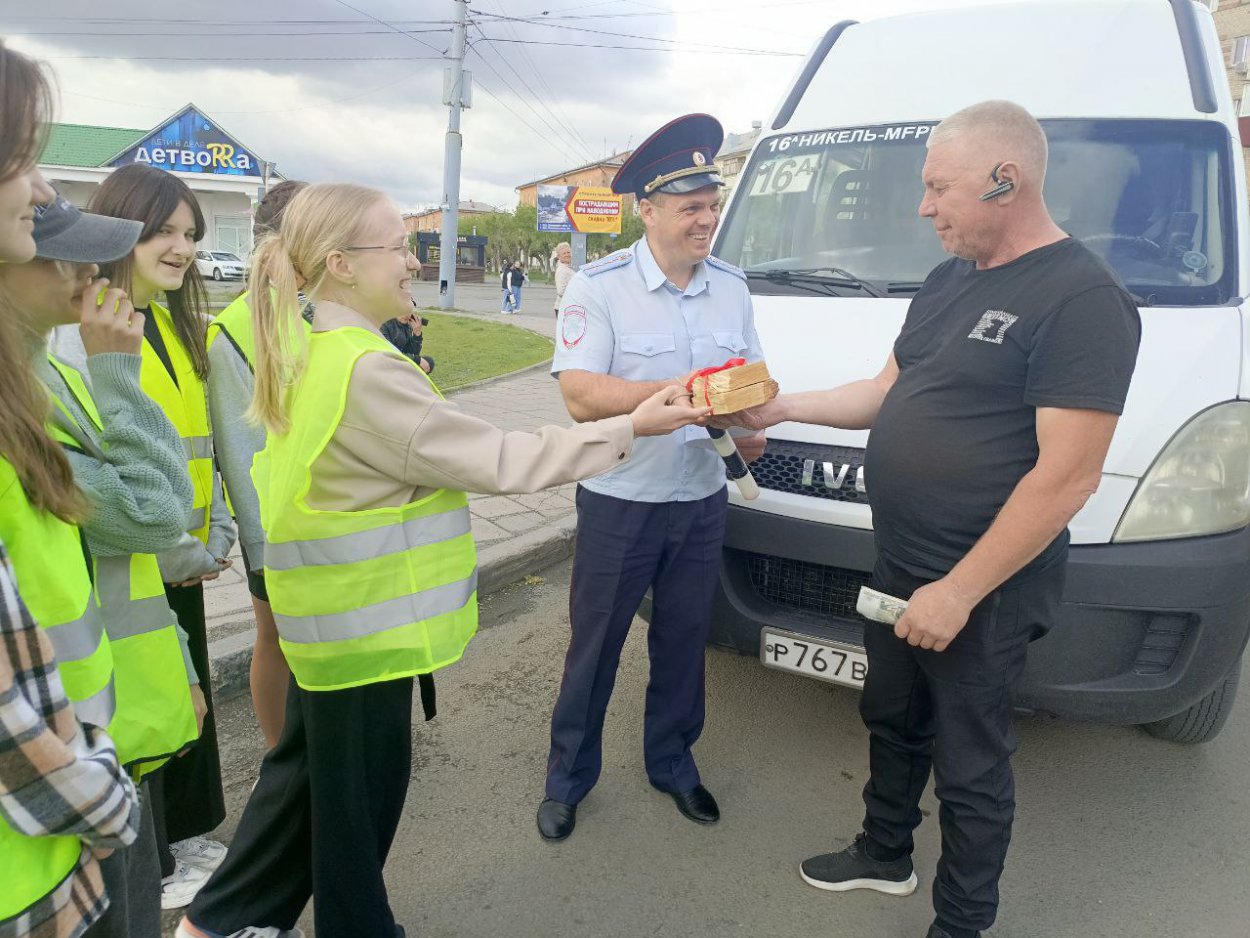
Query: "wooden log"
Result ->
[[689, 361, 777, 414]]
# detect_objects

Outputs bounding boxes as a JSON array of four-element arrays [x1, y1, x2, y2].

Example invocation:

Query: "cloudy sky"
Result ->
[[5, 0, 1016, 211]]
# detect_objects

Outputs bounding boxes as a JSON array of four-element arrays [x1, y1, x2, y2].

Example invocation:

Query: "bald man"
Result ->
[[716, 100, 1140, 938]]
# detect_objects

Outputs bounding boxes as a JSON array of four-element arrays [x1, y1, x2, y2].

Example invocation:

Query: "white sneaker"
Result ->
[[175, 921, 305, 938], [161, 859, 211, 910], [172, 835, 228, 871]]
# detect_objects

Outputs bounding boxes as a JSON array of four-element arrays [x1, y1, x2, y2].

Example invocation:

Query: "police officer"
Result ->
[[538, 114, 767, 841]]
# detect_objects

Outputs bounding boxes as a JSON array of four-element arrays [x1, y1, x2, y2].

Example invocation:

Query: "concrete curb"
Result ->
[[206, 514, 577, 701]]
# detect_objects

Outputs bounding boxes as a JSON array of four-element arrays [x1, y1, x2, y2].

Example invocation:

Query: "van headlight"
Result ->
[[1113, 402, 1250, 543]]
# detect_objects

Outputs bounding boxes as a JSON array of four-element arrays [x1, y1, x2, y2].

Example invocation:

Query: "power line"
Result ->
[[484, 0, 599, 160], [466, 41, 589, 167], [470, 36, 799, 56], [8, 28, 453, 38], [471, 75, 587, 168], [328, 0, 448, 56], [40, 54, 445, 61], [59, 68, 427, 115], [470, 29, 597, 164], [473, 9, 800, 55]]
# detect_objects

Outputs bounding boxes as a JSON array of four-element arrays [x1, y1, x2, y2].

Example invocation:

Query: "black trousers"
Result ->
[[545, 486, 727, 804], [152, 582, 225, 876], [188, 674, 414, 938], [859, 554, 1065, 937]]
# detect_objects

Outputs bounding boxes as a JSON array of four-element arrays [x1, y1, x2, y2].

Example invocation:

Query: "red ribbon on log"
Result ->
[[684, 357, 746, 408]]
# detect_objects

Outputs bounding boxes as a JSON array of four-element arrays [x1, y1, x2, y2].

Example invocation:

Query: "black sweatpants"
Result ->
[[858, 553, 1065, 937], [187, 674, 414, 937], [152, 582, 225, 877]]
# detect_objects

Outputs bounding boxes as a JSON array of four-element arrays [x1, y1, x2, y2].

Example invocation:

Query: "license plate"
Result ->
[[760, 628, 868, 689]]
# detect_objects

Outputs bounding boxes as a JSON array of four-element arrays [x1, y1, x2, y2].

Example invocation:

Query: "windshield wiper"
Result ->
[[747, 267, 886, 298], [885, 281, 925, 294]]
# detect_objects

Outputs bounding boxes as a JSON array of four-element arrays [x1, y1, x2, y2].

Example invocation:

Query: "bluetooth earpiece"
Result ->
[[979, 163, 1015, 201]]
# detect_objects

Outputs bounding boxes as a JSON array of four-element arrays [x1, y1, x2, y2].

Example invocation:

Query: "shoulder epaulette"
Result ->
[[706, 255, 746, 282], [582, 250, 633, 278]]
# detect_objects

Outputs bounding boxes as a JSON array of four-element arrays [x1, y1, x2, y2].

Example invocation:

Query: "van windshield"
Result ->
[[716, 119, 1236, 306]]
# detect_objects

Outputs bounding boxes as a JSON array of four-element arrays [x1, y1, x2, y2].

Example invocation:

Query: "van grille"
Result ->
[[753, 440, 869, 504], [745, 552, 871, 620]]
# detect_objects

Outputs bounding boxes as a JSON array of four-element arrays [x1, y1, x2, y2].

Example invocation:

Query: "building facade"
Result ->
[[39, 103, 278, 258], [715, 125, 762, 198], [404, 200, 501, 234], [1209, 0, 1250, 178], [516, 154, 632, 210]]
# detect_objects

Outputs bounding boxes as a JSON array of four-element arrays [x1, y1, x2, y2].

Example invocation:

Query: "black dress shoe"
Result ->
[[669, 784, 719, 824], [537, 798, 576, 841]]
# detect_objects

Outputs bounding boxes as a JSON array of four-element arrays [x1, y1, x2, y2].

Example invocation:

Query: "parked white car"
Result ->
[[195, 250, 245, 281]]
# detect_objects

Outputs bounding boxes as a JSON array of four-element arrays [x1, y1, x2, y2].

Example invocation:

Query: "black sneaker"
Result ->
[[799, 833, 919, 896]]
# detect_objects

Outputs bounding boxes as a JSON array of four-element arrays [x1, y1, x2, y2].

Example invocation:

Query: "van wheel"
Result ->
[[212, 268, 223, 281], [1142, 661, 1241, 744]]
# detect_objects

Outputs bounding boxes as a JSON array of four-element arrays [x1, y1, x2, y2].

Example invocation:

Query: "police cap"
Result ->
[[611, 113, 725, 202]]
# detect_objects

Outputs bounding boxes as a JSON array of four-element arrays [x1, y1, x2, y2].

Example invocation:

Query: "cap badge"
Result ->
[[693, 152, 707, 167]]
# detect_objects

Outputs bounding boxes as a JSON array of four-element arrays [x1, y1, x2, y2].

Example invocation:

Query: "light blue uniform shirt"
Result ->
[[551, 236, 764, 503]]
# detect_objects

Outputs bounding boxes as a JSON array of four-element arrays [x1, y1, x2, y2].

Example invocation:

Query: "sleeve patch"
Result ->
[[561, 306, 589, 349]]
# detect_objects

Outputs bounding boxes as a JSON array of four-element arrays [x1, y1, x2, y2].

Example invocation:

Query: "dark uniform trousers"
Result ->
[[860, 553, 1066, 937], [188, 674, 413, 938], [545, 485, 727, 805]]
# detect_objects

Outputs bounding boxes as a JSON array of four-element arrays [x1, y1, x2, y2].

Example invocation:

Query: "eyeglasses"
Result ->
[[342, 241, 414, 256]]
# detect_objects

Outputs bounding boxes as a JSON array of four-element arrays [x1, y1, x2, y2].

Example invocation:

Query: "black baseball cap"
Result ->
[[33, 191, 142, 263]]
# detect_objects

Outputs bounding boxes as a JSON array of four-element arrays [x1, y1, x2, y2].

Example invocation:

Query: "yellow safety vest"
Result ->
[[207, 292, 311, 515], [140, 301, 213, 544], [0, 457, 114, 922], [206, 290, 259, 371], [46, 356, 199, 779], [253, 325, 479, 692]]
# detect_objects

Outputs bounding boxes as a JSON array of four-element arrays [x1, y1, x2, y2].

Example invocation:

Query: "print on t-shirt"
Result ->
[[967, 309, 1019, 345]]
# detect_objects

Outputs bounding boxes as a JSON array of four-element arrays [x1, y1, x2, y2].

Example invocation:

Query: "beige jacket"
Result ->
[[306, 302, 634, 512]]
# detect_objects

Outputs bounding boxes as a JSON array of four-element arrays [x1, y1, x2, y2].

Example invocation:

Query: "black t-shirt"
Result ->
[[864, 237, 1141, 582]]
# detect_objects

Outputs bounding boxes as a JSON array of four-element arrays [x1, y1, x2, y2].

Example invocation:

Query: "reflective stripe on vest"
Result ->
[[45, 356, 198, 774], [255, 325, 478, 691], [140, 302, 213, 543], [276, 568, 478, 644], [95, 555, 198, 775], [263, 508, 472, 572]]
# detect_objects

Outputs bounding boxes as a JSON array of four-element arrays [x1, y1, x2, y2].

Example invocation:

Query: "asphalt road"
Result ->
[[196, 561, 1250, 938]]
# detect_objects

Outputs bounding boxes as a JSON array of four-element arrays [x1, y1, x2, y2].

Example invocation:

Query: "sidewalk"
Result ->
[[206, 283, 579, 696]]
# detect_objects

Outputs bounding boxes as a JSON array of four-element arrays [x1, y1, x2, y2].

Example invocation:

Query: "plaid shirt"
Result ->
[[0, 539, 139, 938]]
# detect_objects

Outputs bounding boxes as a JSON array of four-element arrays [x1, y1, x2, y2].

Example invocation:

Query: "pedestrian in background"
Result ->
[[0, 39, 140, 938], [553, 241, 574, 315], [510, 259, 528, 312], [381, 307, 434, 374], [175, 181, 706, 938], [206, 179, 309, 751], [75, 164, 237, 910], [718, 101, 1141, 938], [500, 257, 516, 313]]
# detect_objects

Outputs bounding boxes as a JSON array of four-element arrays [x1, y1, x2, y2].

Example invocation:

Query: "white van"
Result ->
[[703, 0, 1250, 742]]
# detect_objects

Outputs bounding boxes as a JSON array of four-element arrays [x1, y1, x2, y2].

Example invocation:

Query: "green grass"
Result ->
[[420, 312, 553, 392]]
